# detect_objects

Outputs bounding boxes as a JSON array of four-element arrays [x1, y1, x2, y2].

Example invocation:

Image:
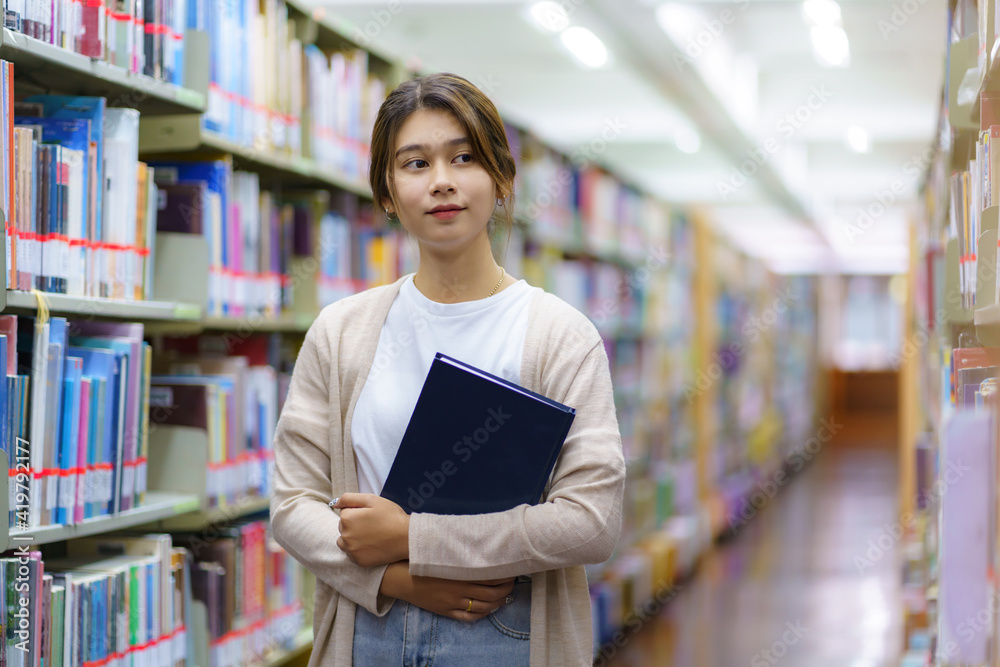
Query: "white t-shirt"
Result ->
[[352, 273, 540, 495]]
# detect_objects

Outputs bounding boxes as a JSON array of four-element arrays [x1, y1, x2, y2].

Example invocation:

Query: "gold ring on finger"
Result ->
[[467, 598, 474, 612]]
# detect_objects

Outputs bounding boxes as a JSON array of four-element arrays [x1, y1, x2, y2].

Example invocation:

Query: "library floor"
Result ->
[[603, 412, 903, 667]]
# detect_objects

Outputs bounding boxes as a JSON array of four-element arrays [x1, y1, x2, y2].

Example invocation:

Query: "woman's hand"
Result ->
[[333, 493, 410, 567], [379, 562, 516, 622]]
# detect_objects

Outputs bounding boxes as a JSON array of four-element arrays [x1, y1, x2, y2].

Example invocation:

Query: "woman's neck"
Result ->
[[413, 239, 508, 304]]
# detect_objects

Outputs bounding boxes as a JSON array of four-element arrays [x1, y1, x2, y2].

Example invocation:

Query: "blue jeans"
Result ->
[[353, 580, 531, 666]]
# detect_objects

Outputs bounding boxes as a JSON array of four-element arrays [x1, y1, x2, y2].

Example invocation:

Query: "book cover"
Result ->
[[69, 346, 115, 518], [41, 317, 68, 525], [57, 356, 82, 525], [70, 325, 144, 512], [25, 96, 106, 277], [18, 316, 50, 527], [381, 352, 576, 515], [75, 377, 91, 524]]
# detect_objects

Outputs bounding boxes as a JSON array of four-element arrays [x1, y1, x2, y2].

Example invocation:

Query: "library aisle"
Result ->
[[0, 0, 971, 664], [601, 418, 903, 667]]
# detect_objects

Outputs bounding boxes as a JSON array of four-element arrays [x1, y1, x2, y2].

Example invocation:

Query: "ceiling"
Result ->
[[312, 0, 947, 274]]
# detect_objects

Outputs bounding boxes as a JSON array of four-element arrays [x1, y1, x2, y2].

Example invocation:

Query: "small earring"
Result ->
[[385, 208, 397, 220]]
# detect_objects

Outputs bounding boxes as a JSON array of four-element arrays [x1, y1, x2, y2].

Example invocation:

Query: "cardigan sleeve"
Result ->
[[406, 339, 626, 580], [270, 323, 395, 616]]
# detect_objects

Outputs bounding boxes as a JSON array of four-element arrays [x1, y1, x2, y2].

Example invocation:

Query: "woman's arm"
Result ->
[[406, 340, 626, 581], [269, 323, 395, 615]]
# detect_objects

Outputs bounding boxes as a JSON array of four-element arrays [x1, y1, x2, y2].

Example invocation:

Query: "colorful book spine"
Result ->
[[7, 96, 157, 299]]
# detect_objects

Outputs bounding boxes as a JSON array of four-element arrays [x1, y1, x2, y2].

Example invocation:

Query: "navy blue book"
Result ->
[[380, 352, 576, 515]]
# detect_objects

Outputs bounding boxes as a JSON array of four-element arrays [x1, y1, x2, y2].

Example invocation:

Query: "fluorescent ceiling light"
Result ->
[[560, 27, 609, 68], [654, 3, 702, 45], [802, 0, 842, 27], [847, 126, 870, 153], [675, 127, 701, 153], [810, 24, 850, 67], [528, 1, 569, 33]]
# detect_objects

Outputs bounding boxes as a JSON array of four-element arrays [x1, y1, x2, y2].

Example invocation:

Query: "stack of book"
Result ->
[[150, 334, 290, 507], [1, 533, 189, 667], [4, 93, 159, 300], [3, 0, 187, 86], [151, 164, 409, 318], [4, 316, 152, 531], [0, 526, 306, 666], [190, 0, 386, 170], [151, 161, 290, 318], [199, 0, 303, 155], [303, 46, 378, 180], [172, 518, 306, 665]]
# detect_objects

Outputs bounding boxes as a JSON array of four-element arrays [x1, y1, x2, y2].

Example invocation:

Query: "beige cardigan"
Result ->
[[270, 275, 625, 666]]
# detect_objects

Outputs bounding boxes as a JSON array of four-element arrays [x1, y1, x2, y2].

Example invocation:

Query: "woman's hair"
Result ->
[[369, 73, 517, 250]]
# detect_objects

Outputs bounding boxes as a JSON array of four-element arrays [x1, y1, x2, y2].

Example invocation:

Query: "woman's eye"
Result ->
[[454, 153, 473, 164], [405, 159, 428, 169]]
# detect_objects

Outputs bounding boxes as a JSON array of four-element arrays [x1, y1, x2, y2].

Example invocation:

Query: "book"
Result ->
[[380, 352, 576, 515], [102, 108, 141, 300], [155, 181, 206, 234], [68, 345, 120, 518], [70, 321, 146, 511]]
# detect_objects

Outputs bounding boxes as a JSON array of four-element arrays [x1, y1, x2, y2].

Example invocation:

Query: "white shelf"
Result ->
[[3, 485, 200, 552], [261, 628, 312, 667], [0, 28, 206, 115], [139, 115, 374, 197], [201, 313, 316, 333], [147, 496, 271, 531], [2, 289, 203, 321]]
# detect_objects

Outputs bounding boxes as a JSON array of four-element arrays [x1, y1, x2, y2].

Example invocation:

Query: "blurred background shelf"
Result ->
[[139, 115, 373, 195], [0, 27, 207, 114], [2, 290, 203, 321]]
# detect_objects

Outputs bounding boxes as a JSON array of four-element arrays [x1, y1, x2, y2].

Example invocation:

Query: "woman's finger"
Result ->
[[471, 577, 516, 587], [469, 581, 514, 602]]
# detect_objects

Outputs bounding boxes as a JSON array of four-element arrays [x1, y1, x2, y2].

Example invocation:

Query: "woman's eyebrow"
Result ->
[[395, 137, 470, 158]]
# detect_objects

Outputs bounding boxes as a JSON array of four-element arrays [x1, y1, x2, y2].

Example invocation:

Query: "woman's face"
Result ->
[[387, 108, 497, 253]]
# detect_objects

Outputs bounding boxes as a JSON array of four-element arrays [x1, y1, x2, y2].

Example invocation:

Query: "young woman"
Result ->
[[270, 72, 626, 666]]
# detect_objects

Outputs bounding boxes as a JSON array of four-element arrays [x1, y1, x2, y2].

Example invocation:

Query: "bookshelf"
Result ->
[[1, 289, 203, 321], [0, 28, 208, 115], [138, 115, 374, 196], [0, 450, 201, 552], [902, 2, 999, 658], [0, 1, 826, 663]]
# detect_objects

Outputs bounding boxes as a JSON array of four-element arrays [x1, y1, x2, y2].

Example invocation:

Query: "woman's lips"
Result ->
[[429, 208, 464, 220]]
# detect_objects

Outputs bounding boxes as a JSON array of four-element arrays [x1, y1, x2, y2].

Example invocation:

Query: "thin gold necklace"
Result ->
[[414, 267, 506, 299], [487, 267, 506, 297]]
